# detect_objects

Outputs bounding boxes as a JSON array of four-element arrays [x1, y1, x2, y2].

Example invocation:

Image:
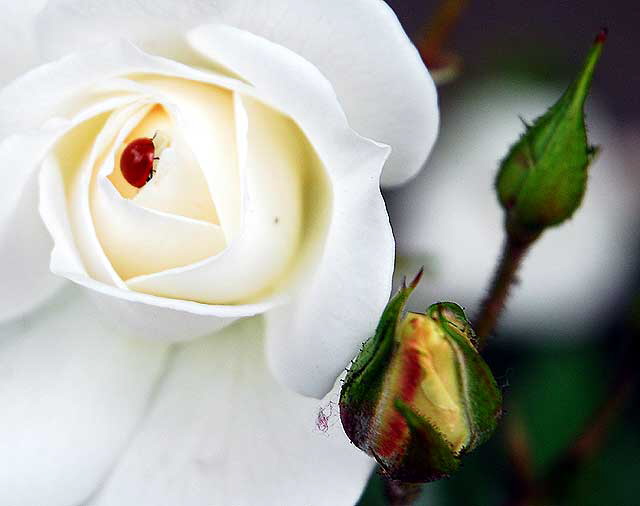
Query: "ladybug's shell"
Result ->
[[120, 138, 155, 188]]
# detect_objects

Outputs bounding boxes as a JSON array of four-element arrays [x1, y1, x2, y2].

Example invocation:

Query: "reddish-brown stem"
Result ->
[[417, 0, 468, 64], [475, 235, 534, 349], [504, 410, 536, 503]]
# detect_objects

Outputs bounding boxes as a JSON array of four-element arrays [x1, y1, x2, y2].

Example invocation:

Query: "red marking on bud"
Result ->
[[399, 343, 424, 403], [376, 341, 424, 458], [595, 27, 608, 44], [377, 415, 408, 458], [120, 137, 156, 188]]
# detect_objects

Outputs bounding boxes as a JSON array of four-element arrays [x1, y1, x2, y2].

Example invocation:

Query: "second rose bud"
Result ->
[[340, 272, 502, 483]]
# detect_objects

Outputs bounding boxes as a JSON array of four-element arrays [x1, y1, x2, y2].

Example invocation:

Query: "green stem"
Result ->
[[475, 234, 534, 349]]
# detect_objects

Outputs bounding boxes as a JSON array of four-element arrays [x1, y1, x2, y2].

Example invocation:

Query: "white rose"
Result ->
[[0, 1, 438, 505]]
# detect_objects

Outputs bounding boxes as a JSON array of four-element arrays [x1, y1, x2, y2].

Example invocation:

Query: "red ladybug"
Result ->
[[120, 137, 157, 188]]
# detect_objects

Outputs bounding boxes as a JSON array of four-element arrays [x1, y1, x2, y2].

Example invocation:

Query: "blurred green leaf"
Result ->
[[512, 346, 604, 473], [567, 419, 640, 506]]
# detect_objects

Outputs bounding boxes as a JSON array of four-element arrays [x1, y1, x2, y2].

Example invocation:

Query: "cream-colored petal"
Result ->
[[132, 142, 219, 224], [94, 178, 226, 280], [37, 103, 138, 296], [134, 75, 241, 241], [127, 94, 305, 303], [64, 100, 151, 288]]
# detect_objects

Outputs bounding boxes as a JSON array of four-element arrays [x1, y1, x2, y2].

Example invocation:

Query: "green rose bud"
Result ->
[[339, 272, 502, 482], [495, 30, 606, 242]]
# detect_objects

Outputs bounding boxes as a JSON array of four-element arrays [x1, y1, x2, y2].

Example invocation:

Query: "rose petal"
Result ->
[[0, 139, 65, 323], [95, 179, 227, 280], [63, 99, 149, 288], [131, 143, 220, 224], [0, 285, 168, 506], [90, 317, 373, 506], [37, 0, 439, 185], [0, 1, 48, 83], [264, 161, 395, 398], [183, 25, 395, 398]]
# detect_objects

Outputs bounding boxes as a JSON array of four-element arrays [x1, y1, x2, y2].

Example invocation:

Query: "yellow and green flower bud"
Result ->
[[339, 272, 502, 482], [495, 31, 606, 242]]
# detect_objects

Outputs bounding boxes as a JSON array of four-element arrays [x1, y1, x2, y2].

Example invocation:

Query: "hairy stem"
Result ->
[[475, 235, 534, 349]]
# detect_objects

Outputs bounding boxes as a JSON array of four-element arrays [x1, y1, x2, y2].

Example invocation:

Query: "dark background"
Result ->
[[387, 0, 640, 121], [357, 2, 640, 505]]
